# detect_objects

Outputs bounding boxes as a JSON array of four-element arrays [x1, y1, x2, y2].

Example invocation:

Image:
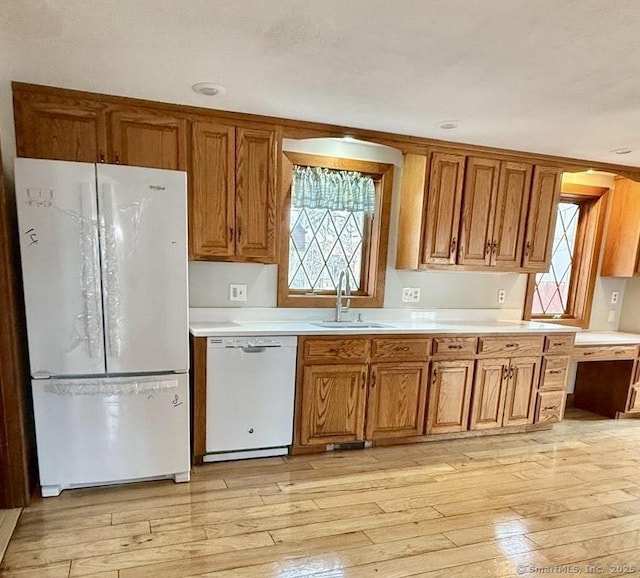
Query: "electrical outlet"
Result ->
[[608, 309, 616, 323], [498, 289, 506, 304], [402, 287, 420, 303], [611, 291, 619, 304], [229, 283, 247, 302]]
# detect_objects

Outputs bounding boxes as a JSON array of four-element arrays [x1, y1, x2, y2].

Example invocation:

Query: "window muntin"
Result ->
[[288, 206, 366, 293], [532, 201, 581, 316]]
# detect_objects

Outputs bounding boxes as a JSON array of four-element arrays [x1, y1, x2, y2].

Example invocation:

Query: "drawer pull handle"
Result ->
[[329, 348, 344, 354], [553, 342, 564, 347], [447, 344, 463, 350], [615, 350, 626, 355], [548, 369, 563, 375], [505, 343, 518, 348], [395, 346, 410, 352], [583, 352, 594, 356], [543, 405, 558, 411]]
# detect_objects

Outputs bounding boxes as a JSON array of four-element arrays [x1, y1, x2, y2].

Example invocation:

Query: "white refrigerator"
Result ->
[[15, 158, 190, 497]]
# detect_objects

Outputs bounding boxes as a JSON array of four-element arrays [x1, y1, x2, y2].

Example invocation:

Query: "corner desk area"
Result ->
[[573, 331, 640, 419]]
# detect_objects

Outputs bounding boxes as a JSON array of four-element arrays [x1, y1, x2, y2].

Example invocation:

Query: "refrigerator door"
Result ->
[[14, 158, 106, 377], [32, 374, 190, 496], [97, 164, 188, 374]]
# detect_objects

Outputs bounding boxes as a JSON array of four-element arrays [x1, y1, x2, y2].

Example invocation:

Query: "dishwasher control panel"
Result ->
[[208, 336, 298, 349]]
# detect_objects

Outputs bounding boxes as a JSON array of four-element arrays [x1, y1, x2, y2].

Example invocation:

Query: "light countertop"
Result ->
[[189, 319, 578, 338], [574, 331, 640, 347]]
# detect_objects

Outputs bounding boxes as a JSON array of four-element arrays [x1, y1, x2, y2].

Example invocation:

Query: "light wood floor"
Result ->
[[0, 510, 20, 565], [3, 410, 640, 577]]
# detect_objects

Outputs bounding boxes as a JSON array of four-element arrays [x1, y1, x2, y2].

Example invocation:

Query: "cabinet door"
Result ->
[[300, 364, 367, 446], [470, 358, 509, 430], [422, 153, 466, 265], [491, 162, 532, 268], [190, 121, 236, 259], [365, 363, 428, 440], [503, 357, 540, 426], [522, 166, 562, 270], [426, 360, 474, 434], [458, 157, 499, 266], [109, 109, 188, 170], [235, 126, 279, 262], [13, 92, 107, 162]]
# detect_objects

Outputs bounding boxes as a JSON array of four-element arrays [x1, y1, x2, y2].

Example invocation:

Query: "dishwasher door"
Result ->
[[206, 336, 298, 456]]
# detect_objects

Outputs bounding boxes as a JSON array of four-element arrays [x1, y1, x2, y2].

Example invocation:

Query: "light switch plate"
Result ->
[[229, 283, 247, 302], [608, 309, 616, 323]]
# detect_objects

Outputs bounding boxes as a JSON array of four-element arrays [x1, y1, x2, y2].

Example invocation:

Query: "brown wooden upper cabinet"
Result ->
[[109, 108, 188, 170], [421, 152, 466, 265], [522, 166, 563, 271], [190, 122, 279, 262], [458, 158, 531, 268], [601, 177, 640, 277], [397, 150, 562, 272], [13, 89, 108, 163]]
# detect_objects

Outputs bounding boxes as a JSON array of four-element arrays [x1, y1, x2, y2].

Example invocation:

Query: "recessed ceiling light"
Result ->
[[611, 148, 633, 155], [437, 120, 460, 130], [191, 82, 226, 96]]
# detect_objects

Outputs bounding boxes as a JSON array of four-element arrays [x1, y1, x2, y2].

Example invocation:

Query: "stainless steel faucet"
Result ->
[[335, 269, 351, 322]]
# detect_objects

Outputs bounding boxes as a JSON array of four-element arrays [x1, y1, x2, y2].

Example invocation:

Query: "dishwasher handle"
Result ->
[[237, 345, 282, 353]]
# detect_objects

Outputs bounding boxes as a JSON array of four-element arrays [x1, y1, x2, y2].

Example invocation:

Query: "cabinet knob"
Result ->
[[114, 154, 120, 164], [248, 427, 254, 434], [485, 240, 492, 255], [229, 227, 234, 242], [450, 237, 457, 255], [525, 241, 531, 257], [98, 153, 106, 163]]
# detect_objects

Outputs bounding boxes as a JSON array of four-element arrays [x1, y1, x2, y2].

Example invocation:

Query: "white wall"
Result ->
[[189, 138, 528, 310], [619, 278, 640, 333]]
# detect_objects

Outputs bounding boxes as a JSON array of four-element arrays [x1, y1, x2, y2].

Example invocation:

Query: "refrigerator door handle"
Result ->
[[99, 182, 122, 359], [80, 183, 104, 359]]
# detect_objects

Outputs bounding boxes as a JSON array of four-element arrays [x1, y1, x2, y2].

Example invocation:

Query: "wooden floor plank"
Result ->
[[3, 409, 640, 577]]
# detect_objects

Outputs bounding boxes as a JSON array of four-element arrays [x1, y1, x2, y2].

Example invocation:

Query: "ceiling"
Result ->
[[1, 0, 640, 166]]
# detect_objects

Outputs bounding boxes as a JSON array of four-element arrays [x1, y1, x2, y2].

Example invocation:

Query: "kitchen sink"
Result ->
[[311, 321, 392, 329]]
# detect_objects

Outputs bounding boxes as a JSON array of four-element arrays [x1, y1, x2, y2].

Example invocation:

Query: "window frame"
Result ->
[[523, 182, 609, 328], [277, 151, 394, 308]]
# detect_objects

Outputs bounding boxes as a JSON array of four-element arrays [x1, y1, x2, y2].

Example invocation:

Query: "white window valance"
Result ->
[[291, 165, 376, 214]]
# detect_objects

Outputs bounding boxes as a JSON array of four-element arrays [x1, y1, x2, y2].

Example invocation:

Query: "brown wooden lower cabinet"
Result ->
[[426, 359, 474, 434], [290, 333, 571, 454], [299, 364, 367, 446], [365, 363, 428, 439], [470, 358, 509, 430], [503, 357, 540, 426], [470, 357, 539, 430]]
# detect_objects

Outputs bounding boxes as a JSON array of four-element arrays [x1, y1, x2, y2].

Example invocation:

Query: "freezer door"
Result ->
[[14, 158, 105, 377], [97, 164, 188, 374], [32, 374, 190, 493]]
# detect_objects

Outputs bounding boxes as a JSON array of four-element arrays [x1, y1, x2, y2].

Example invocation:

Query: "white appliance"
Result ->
[[15, 158, 190, 497], [205, 336, 297, 462]]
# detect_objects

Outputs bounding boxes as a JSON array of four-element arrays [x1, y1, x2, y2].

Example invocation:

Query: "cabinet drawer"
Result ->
[[478, 336, 543, 357], [535, 391, 566, 424], [544, 335, 574, 354], [540, 356, 569, 391], [370, 338, 430, 361], [303, 338, 369, 363], [431, 337, 477, 358], [572, 345, 638, 361]]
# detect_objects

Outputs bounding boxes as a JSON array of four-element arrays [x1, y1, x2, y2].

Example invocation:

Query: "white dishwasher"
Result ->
[[205, 336, 298, 462]]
